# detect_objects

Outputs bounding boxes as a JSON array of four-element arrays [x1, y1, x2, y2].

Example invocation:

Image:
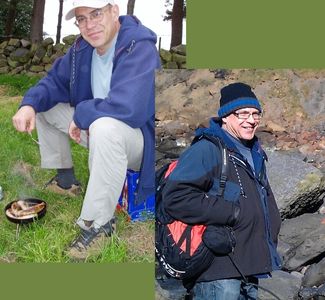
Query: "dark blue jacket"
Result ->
[[21, 15, 161, 204], [163, 118, 282, 281]]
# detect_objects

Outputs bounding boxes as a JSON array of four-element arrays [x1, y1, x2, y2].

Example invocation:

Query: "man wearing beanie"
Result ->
[[162, 82, 282, 299], [12, 0, 160, 260]]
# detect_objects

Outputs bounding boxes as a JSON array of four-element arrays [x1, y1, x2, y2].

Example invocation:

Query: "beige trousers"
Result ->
[[36, 103, 144, 229]]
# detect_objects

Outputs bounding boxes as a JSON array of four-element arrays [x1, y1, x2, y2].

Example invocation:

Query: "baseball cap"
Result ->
[[65, 0, 115, 20]]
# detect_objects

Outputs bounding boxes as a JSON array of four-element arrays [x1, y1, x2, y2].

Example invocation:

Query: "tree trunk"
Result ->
[[127, 0, 135, 15], [4, 0, 19, 37], [170, 0, 184, 49], [56, 0, 64, 44], [30, 0, 45, 43]]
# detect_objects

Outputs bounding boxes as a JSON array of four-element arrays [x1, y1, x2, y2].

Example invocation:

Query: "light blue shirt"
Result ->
[[91, 35, 118, 99]]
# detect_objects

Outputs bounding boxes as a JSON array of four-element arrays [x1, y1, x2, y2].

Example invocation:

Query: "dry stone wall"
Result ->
[[0, 36, 186, 77], [0, 35, 77, 77]]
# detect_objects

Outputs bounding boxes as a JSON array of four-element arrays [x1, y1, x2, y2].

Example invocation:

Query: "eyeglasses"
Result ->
[[74, 7, 108, 28], [233, 111, 262, 120]]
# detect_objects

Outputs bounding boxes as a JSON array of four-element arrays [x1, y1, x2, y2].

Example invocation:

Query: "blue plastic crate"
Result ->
[[118, 170, 155, 221]]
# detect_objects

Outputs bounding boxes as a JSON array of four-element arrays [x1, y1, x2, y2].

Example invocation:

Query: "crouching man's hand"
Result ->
[[12, 105, 36, 134], [69, 120, 81, 143]]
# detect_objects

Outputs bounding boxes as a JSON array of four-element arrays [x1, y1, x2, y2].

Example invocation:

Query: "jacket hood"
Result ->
[[117, 15, 157, 45]]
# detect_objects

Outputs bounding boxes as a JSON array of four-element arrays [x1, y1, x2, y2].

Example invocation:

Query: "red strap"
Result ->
[[164, 160, 178, 178]]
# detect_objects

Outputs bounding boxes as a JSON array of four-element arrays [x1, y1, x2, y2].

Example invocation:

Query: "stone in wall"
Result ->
[[160, 44, 186, 69], [32, 46, 47, 64], [8, 38, 20, 47], [10, 48, 31, 63]]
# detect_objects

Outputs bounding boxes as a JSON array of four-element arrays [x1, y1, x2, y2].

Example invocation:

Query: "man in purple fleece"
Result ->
[[12, 0, 160, 260]]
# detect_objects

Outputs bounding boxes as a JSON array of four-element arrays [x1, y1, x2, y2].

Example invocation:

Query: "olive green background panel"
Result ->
[[0, 263, 154, 300], [187, 0, 325, 68]]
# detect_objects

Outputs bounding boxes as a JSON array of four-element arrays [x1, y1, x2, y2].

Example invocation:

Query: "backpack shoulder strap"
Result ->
[[192, 134, 229, 197]]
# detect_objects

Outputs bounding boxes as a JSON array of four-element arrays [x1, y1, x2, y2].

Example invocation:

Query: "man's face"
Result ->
[[75, 5, 120, 55], [222, 108, 261, 141]]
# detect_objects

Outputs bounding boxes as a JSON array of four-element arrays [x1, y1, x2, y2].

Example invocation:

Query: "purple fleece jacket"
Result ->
[[21, 15, 161, 204]]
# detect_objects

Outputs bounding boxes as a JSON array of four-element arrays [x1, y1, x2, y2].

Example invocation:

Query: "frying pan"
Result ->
[[4, 198, 47, 225]]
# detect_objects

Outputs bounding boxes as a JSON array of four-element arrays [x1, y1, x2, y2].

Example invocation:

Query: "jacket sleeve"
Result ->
[[20, 48, 73, 112], [73, 40, 160, 130], [163, 140, 239, 226]]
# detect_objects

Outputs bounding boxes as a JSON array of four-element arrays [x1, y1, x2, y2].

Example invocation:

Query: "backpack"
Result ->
[[155, 134, 235, 292]]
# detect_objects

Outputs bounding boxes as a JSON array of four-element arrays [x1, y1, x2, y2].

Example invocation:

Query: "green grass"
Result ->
[[0, 74, 42, 96], [0, 75, 154, 263]]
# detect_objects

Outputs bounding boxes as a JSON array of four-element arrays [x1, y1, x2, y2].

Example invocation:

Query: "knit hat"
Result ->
[[65, 0, 115, 20], [217, 82, 262, 117]]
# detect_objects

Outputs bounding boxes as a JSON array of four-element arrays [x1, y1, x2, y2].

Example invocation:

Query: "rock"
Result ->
[[299, 284, 325, 299], [8, 38, 20, 47], [160, 49, 172, 63], [266, 150, 325, 219], [301, 257, 325, 287], [44, 64, 52, 72], [172, 53, 186, 67], [0, 58, 8, 68], [42, 55, 51, 64], [50, 51, 64, 64], [53, 43, 64, 52], [258, 270, 301, 300], [7, 57, 21, 68], [163, 61, 178, 69], [265, 120, 286, 132], [62, 34, 77, 46], [278, 214, 325, 270], [10, 66, 24, 75], [41, 37, 54, 47], [4, 45, 15, 55], [0, 66, 10, 74], [171, 44, 186, 56], [29, 43, 39, 56], [63, 45, 70, 54], [29, 65, 44, 72], [46, 44, 53, 57], [10, 48, 31, 63], [32, 46, 46, 64], [20, 39, 31, 48], [155, 276, 186, 300], [0, 41, 8, 49], [163, 120, 190, 136]]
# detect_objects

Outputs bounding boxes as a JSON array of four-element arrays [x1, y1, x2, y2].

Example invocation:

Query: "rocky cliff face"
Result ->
[[156, 69, 325, 170]]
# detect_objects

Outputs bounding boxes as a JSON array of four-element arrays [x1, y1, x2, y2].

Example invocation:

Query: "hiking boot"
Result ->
[[44, 176, 82, 197], [67, 218, 116, 261]]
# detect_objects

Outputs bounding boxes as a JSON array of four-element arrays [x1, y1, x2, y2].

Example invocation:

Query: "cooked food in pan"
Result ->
[[5, 200, 46, 219]]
